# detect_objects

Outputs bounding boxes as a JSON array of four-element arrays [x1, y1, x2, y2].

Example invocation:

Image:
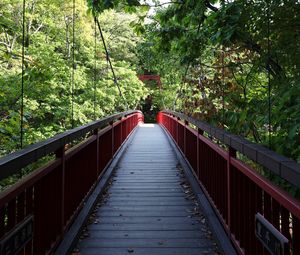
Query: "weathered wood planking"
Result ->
[[77, 124, 219, 255]]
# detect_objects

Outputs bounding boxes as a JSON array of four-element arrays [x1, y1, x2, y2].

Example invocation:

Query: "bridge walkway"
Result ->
[[76, 124, 219, 255]]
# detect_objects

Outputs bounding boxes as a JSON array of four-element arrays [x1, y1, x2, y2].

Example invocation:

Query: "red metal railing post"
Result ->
[[227, 146, 236, 235], [55, 146, 65, 231], [184, 120, 188, 155], [197, 128, 204, 178], [176, 117, 180, 144], [120, 118, 123, 144], [94, 128, 100, 177], [127, 116, 129, 138], [156, 112, 161, 123], [110, 121, 114, 158]]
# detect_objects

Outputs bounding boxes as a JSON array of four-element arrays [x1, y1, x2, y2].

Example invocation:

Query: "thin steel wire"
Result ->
[[267, 0, 272, 148], [222, 49, 225, 128], [94, 17, 97, 120], [20, 0, 26, 149], [95, 17, 129, 110], [71, 0, 75, 128]]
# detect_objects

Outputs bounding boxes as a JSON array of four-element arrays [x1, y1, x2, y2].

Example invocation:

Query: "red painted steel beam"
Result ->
[[138, 74, 162, 89]]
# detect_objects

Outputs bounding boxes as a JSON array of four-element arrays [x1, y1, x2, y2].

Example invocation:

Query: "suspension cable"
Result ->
[[267, 0, 271, 148], [20, 0, 26, 149], [93, 18, 97, 120], [95, 17, 129, 111], [71, 0, 75, 129], [221, 49, 225, 128]]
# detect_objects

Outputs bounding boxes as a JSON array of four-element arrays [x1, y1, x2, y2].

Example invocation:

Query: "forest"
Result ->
[[0, 0, 299, 165]]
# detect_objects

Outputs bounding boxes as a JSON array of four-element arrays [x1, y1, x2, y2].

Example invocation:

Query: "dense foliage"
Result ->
[[155, 1, 299, 161], [1, 0, 300, 165], [0, 0, 148, 156], [105, 0, 300, 164]]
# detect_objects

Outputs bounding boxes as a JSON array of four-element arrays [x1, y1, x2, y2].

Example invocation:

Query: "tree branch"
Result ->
[[204, 0, 219, 12]]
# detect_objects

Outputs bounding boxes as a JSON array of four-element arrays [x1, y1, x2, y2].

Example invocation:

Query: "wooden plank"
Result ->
[[79, 238, 213, 248], [87, 223, 202, 231], [107, 197, 190, 202], [97, 211, 191, 217], [97, 206, 194, 211], [106, 192, 186, 197], [113, 180, 182, 183], [108, 188, 183, 192], [104, 201, 192, 206], [90, 216, 200, 224], [84, 230, 204, 239], [110, 184, 181, 188], [78, 247, 215, 255], [113, 176, 182, 178]]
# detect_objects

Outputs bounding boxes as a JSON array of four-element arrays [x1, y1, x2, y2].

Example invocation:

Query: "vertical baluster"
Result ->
[[292, 215, 300, 255], [247, 180, 256, 255], [207, 146, 211, 198], [203, 144, 209, 189], [254, 185, 264, 254], [16, 192, 26, 255], [223, 158, 228, 224], [236, 170, 242, 247], [264, 192, 272, 222], [227, 148, 236, 234], [240, 174, 246, 251], [212, 150, 217, 209], [173, 118, 176, 139], [0, 206, 5, 239], [111, 122, 114, 158], [17, 192, 25, 223], [221, 158, 226, 220], [263, 192, 272, 255], [120, 120, 123, 145], [244, 178, 251, 255], [281, 207, 291, 241], [33, 180, 46, 254], [25, 187, 33, 254], [229, 164, 235, 236], [184, 120, 187, 155], [219, 158, 223, 216], [272, 199, 280, 230], [176, 118, 179, 144], [7, 198, 16, 232], [196, 130, 199, 179]]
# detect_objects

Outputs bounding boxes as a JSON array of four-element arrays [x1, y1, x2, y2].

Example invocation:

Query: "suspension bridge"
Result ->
[[0, 110, 299, 255], [1, 1, 300, 255]]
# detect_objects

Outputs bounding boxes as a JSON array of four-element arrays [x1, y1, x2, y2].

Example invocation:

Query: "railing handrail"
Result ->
[[0, 110, 141, 181], [162, 110, 300, 188]]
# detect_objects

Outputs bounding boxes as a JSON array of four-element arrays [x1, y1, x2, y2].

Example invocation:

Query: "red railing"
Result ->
[[158, 110, 300, 255], [0, 110, 143, 254]]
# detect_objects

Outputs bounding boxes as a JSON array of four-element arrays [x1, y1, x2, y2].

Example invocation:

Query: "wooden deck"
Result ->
[[76, 124, 219, 255]]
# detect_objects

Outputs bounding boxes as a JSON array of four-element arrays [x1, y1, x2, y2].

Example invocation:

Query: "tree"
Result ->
[[0, 0, 148, 156]]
